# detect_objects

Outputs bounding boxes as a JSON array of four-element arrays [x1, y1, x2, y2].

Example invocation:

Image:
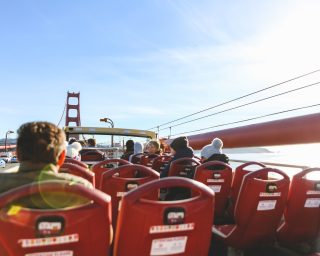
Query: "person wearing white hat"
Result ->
[[66, 141, 82, 161], [200, 138, 229, 164]]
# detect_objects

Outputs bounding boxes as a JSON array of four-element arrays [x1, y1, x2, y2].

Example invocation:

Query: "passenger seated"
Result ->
[[146, 140, 161, 155], [87, 138, 96, 147], [0, 121, 92, 208], [80, 138, 105, 161], [121, 139, 134, 160], [160, 136, 194, 178], [160, 136, 194, 200], [66, 141, 82, 161], [200, 138, 229, 169], [129, 142, 144, 163]]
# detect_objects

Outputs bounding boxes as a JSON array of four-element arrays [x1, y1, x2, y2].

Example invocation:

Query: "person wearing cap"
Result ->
[[160, 136, 194, 178], [200, 138, 229, 164]]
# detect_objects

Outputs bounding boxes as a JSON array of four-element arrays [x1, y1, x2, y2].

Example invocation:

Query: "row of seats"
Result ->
[[164, 158, 320, 250], [0, 177, 215, 256], [57, 158, 320, 253]]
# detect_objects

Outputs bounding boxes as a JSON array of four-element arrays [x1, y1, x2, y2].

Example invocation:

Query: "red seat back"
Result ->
[[140, 154, 160, 167], [168, 157, 201, 179], [151, 155, 173, 174], [60, 163, 95, 187], [114, 177, 215, 256], [229, 162, 266, 216], [277, 168, 320, 244], [214, 168, 290, 249], [91, 159, 131, 188], [194, 161, 232, 219], [81, 149, 105, 162], [99, 164, 160, 230], [0, 181, 112, 256], [64, 158, 89, 169], [130, 153, 144, 164]]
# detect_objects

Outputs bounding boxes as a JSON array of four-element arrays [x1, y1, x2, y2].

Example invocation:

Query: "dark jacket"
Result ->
[[204, 153, 229, 164], [120, 150, 134, 161], [160, 147, 194, 178]]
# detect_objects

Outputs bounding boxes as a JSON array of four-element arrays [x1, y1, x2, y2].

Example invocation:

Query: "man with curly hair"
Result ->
[[0, 121, 92, 207]]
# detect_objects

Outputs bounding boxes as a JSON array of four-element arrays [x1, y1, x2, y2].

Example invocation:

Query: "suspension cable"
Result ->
[[57, 99, 67, 127], [158, 81, 320, 132], [169, 103, 320, 137], [148, 68, 320, 130]]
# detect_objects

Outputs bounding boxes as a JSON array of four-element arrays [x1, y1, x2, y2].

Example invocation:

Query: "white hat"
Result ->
[[200, 138, 223, 159], [133, 142, 143, 154], [66, 142, 82, 159]]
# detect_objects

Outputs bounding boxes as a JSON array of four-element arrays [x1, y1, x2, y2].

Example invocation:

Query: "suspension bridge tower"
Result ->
[[65, 92, 81, 127]]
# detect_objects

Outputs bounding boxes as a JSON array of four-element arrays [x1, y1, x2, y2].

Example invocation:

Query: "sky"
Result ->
[[1, 0, 320, 140]]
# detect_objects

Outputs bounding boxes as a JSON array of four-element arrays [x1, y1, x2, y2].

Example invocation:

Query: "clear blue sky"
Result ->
[[1, 0, 320, 139]]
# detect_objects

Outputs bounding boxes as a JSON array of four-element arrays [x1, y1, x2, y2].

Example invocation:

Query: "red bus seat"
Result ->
[[130, 153, 144, 164], [151, 155, 173, 174], [168, 157, 201, 179], [114, 177, 215, 256], [228, 161, 266, 218], [166, 157, 201, 200], [213, 168, 290, 249], [277, 167, 320, 244], [0, 181, 112, 256], [91, 159, 131, 188], [99, 164, 159, 230], [194, 161, 232, 221], [81, 149, 105, 162], [140, 153, 160, 167], [64, 158, 89, 169], [59, 163, 95, 187]]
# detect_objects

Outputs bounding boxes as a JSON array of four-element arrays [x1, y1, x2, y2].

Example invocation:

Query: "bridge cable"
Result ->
[[57, 99, 67, 127], [148, 68, 320, 130], [170, 103, 320, 137], [158, 81, 320, 132]]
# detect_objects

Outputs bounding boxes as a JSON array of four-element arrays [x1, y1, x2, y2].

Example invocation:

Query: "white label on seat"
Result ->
[[207, 179, 224, 183], [25, 250, 73, 256], [208, 185, 221, 193], [257, 200, 277, 211], [38, 222, 62, 231], [116, 191, 127, 197], [259, 192, 281, 197], [149, 223, 194, 234], [19, 234, 79, 248], [304, 198, 320, 208], [307, 190, 320, 195], [150, 236, 187, 255]]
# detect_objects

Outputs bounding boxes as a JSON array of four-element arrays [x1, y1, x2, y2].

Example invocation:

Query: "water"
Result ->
[[196, 143, 320, 179]]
